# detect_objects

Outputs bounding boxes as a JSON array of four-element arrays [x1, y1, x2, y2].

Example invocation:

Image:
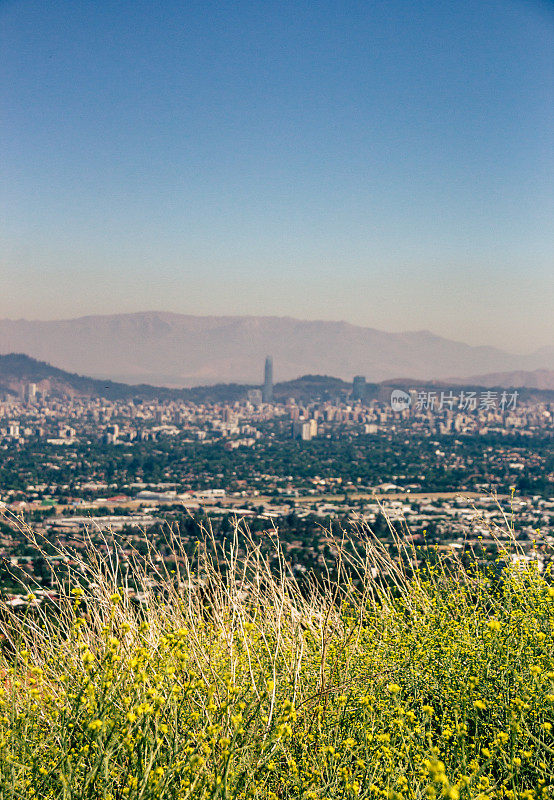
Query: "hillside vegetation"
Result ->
[[0, 517, 553, 799]]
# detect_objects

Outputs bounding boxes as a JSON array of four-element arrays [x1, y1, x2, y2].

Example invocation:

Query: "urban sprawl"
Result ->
[[1, 361, 553, 603]]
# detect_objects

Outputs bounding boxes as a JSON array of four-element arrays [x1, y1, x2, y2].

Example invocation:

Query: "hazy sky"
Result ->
[[1, 0, 553, 352]]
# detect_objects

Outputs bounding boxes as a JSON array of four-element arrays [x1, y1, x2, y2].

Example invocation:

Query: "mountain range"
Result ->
[[0, 312, 553, 388]]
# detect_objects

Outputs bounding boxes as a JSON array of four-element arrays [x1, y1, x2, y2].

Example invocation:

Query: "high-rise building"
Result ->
[[352, 375, 367, 402], [26, 383, 37, 403], [8, 421, 20, 438], [247, 388, 263, 407], [292, 419, 317, 441], [262, 356, 273, 403]]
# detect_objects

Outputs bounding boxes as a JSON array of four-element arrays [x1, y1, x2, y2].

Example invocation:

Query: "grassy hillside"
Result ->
[[0, 517, 553, 798]]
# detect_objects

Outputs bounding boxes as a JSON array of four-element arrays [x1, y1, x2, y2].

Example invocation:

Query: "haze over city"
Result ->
[[2, 0, 553, 354]]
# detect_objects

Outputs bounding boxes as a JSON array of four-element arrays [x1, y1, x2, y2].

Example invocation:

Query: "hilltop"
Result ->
[[0, 353, 187, 402]]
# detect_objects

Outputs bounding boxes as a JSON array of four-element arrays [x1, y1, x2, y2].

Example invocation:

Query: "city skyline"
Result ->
[[1, 0, 553, 350]]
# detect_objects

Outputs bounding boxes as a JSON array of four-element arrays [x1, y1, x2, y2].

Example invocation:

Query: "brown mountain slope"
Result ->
[[449, 369, 554, 390], [0, 312, 551, 387]]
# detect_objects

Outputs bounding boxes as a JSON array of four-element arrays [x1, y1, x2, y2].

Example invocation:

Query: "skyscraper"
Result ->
[[352, 375, 367, 402], [262, 356, 273, 403]]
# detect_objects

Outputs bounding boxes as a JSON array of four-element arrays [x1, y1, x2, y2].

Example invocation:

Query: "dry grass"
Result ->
[[0, 510, 552, 799]]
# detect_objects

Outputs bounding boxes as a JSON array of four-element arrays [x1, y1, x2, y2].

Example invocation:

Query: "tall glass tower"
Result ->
[[262, 356, 273, 403], [352, 375, 367, 402]]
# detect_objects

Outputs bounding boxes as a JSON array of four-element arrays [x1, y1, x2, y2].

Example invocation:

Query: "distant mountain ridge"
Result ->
[[449, 369, 554, 391], [0, 312, 552, 387]]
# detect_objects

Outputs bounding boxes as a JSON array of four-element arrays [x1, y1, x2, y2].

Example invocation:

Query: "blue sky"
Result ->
[[1, 0, 553, 351]]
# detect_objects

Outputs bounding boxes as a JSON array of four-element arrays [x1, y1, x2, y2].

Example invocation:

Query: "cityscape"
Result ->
[[1, 354, 553, 604], [2, 0, 553, 795]]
